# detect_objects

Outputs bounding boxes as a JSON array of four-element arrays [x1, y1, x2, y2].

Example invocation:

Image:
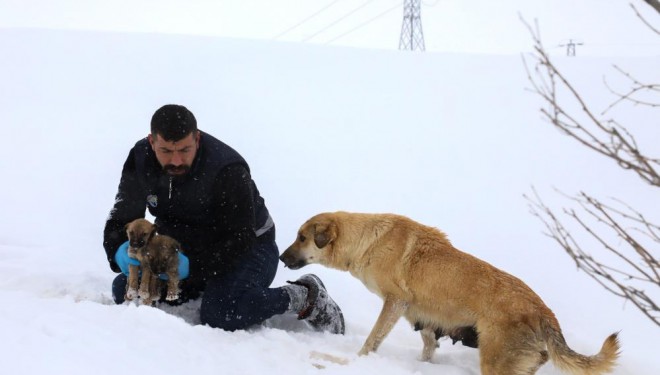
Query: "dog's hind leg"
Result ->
[[358, 297, 409, 356], [483, 348, 547, 375], [420, 327, 439, 362], [479, 327, 548, 375]]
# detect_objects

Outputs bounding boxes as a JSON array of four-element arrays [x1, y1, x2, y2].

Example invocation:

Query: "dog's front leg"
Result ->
[[125, 264, 140, 300], [420, 328, 439, 362], [138, 267, 152, 302], [358, 296, 408, 356], [144, 273, 160, 306], [165, 273, 180, 301]]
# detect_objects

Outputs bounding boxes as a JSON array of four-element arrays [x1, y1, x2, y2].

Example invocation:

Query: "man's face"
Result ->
[[148, 131, 200, 176]]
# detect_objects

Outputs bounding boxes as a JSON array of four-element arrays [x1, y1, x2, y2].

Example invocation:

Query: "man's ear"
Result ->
[[148, 133, 155, 150], [314, 220, 337, 248]]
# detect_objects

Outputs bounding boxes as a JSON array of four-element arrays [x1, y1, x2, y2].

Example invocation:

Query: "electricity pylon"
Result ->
[[559, 39, 584, 56], [399, 0, 425, 51]]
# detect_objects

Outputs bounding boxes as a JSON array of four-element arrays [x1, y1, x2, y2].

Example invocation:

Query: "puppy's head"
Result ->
[[125, 218, 157, 257], [280, 213, 337, 270]]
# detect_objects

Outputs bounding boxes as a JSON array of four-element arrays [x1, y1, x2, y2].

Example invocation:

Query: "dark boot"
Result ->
[[287, 274, 345, 335]]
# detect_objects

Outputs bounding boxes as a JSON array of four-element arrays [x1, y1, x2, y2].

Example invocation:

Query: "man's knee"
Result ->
[[200, 299, 251, 331], [112, 274, 127, 304]]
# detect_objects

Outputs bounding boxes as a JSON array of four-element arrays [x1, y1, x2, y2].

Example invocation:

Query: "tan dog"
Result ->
[[124, 218, 182, 305], [280, 212, 620, 375]]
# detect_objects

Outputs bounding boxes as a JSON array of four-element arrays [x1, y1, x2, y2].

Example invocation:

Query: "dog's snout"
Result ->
[[279, 251, 292, 266], [130, 239, 145, 248], [279, 247, 308, 270]]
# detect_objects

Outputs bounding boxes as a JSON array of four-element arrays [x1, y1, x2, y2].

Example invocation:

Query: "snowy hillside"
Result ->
[[0, 29, 658, 374]]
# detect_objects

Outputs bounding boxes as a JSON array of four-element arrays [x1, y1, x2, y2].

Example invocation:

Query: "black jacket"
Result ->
[[103, 131, 273, 286]]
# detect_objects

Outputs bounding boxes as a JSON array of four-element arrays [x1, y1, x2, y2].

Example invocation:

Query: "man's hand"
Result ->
[[171, 251, 190, 280], [114, 241, 140, 276], [114, 241, 190, 280]]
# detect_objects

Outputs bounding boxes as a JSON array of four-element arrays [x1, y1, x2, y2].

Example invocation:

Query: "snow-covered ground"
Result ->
[[0, 28, 658, 374]]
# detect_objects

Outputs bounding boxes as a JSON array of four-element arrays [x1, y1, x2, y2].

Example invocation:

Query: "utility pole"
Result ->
[[399, 0, 425, 51], [559, 39, 584, 56]]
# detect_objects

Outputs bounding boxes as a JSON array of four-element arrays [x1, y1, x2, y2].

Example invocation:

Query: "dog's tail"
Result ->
[[542, 319, 620, 375]]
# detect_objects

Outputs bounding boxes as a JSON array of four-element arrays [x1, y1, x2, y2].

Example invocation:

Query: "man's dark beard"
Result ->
[[163, 164, 190, 176]]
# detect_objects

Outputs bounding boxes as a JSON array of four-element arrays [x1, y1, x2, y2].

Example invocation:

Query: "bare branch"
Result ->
[[525, 188, 660, 327], [602, 65, 660, 112], [522, 17, 660, 187], [523, 13, 660, 327], [637, 0, 660, 17], [631, 3, 660, 34]]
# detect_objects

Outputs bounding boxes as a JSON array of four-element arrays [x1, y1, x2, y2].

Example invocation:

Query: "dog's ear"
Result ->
[[147, 224, 158, 241], [314, 220, 337, 248]]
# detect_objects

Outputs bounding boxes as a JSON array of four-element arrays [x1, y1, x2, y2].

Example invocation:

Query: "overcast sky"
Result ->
[[1, 0, 659, 55]]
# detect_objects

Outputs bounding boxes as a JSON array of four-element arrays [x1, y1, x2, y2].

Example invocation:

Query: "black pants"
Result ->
[[112, 234, 290, 331]]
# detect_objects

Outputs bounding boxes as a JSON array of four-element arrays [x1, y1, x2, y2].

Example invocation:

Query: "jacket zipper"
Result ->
[[168, 177, 173, 199]]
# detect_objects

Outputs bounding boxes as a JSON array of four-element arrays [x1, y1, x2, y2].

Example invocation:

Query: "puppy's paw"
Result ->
[[138, 289, 150, 300], [125, 287, 138, 300], [165, 290, 180, 301], [140, 297, 155, 306]]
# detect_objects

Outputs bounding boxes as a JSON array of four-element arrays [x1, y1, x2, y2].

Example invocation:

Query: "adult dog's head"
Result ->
[[280, 213, 338, 270]]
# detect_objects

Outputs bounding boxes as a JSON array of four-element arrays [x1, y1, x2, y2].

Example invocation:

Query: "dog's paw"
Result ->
[[125, 288, 138, 300], [138, 289, 150, 300], [140, 297, 155, 306], [357, 347, 371, 357], [419, 352, 434, 362], [165, 289, 180, 301]]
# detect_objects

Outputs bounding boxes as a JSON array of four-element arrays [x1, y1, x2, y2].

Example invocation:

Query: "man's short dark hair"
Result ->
[[150, 104, 198, 141]]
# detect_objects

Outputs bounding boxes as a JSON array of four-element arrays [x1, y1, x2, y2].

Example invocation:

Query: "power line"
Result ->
[[325, 2, 401, 45], [302, 0, 377, 42], [273, 0, 342, 40], [576, 42, 660, 47]]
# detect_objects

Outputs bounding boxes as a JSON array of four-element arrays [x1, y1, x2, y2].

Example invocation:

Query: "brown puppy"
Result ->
[[280, 212, 620, 375], [138, 233, 182, 304], [124, 218, 156, 301], [124, 218, 182, 305]]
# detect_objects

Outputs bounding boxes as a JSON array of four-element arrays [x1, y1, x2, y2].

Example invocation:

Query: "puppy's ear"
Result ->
[[314, 220, 337, 248], [147, 224, 158, 241]]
